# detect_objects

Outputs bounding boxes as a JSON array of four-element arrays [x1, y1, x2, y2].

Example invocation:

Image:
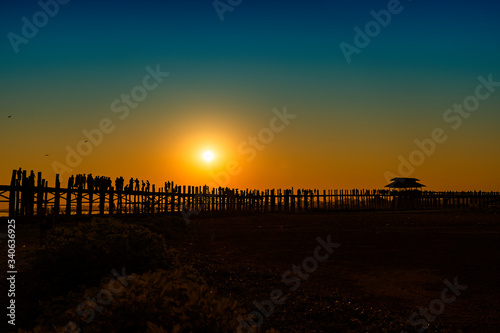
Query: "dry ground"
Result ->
[[174, 210, 500, 332], [1, 211, 499, 332]]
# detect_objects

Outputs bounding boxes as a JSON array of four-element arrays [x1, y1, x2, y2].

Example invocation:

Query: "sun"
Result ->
[[202, 150, 215, 162]]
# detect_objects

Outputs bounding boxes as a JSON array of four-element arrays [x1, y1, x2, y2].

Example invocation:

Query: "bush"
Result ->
[[31, 217, 178, 298], [32, 267, 279, 333]]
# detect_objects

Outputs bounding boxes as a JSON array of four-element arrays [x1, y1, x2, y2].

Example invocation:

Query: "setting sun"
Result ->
[[202, 150, 215, 163]]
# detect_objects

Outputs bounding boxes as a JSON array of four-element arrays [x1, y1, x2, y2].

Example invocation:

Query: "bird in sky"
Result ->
[[44, 154, 49, 157], [8, 115, 12, 118]]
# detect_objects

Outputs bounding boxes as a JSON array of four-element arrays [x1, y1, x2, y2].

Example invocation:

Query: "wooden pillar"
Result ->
[[65, 187, 72, 216], [177, 186, 182, 212], [27, 172, 35, 217], [36, 172, 43, 216], [127, 191, 131, 214], [170, 186, 175, 213], [115, 188, 120, 214], [76, 185, 83, 216], [15, 171, 21, 217], [20, 170, 26, 217], [8, 170, 16, 217], [211, 188, 215, 212], [140, 188, 144, 214], [167, 182, 168, 213], [109, 187, 114, 215], [294, 189, 298, 212], [270, 189, 275, 211], [54, 174, 60, 215], [152, 184, 156, 213], [189, 186, 193, 211], [181, 185, 185, 211], [285, 189, 290, 212], [304, 190, 309, 211], [316, 190, 320, 210], [44, 181, 48, 211], [99, 188, 105, 215], [223, 188, 226, 211], [89, 186, 94, 215]]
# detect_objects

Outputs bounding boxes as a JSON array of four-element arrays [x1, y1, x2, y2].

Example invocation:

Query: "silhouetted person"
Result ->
[[135, 178, 139, 191], [141, 180, 145, 192], [15, 168, 22, 186], [129, 178, 134, 192], [146, 180, 150, 192], [116, 176, 124, 191], [29, 170, 35, 186], [87, 174, 94, 191], [75, 174, 81, 189]]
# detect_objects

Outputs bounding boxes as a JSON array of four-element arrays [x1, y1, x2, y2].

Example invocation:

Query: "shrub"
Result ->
[[31, 217, 178, 298], [89, 266, 242, 332], [32, 267, 280, 333]]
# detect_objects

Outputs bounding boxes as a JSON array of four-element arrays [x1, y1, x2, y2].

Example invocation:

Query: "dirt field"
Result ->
[[174, 211, 500, 332], [2, 211, 499, 332]]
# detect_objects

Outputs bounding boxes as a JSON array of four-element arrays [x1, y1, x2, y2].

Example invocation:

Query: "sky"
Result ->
[[1, 0, 499, 192]]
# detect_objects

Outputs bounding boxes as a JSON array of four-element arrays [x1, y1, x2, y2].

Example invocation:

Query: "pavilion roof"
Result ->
[[385, 177, 426, 188]]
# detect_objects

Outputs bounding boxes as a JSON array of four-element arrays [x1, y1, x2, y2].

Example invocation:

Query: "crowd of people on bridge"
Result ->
[[13, 168, 175, 194], [68, 174, 114, 191], [15, 168, 36, 187], [65, 173, 172, 193]]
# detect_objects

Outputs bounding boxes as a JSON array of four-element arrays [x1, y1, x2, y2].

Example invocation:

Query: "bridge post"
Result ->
[[54, 174, 60, 215], [109, 187, 114, 215], [8, 170, 16, 217]]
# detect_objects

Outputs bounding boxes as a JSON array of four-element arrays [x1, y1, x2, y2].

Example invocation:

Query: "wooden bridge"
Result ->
[[1, 169, 499, 219]]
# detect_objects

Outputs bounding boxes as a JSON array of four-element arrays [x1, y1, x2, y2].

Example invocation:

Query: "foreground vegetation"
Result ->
[[6, 214, 454, 332]]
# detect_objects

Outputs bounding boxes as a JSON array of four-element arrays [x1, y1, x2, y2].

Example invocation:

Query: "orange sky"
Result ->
[[1, 1, 500, 192]]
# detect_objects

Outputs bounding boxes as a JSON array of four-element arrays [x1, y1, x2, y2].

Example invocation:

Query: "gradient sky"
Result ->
[[1, 0, 499, 191]]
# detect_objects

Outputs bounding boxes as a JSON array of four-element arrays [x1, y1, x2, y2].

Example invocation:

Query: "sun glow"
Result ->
[[202, 150, 215, 162]]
